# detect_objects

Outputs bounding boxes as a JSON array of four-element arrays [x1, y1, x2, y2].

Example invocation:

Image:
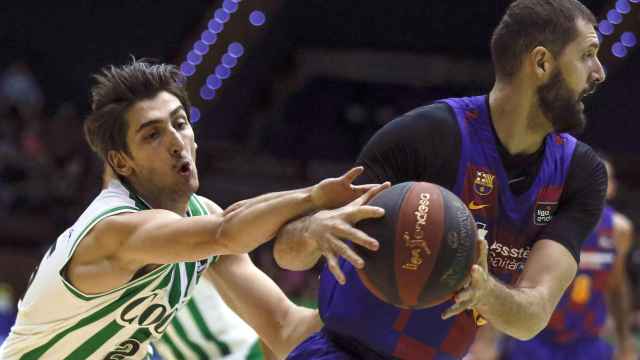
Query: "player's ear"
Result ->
[[108, 150, 133, 177], [530, 46, 555, 81]]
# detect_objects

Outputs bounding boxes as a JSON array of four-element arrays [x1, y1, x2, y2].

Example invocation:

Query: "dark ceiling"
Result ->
[[1, 0, 614, 106], [2, 0, 638, 154]]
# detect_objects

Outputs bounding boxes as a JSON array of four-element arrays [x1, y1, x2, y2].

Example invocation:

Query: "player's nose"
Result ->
[[592, 57, 605, 84], [168, 128, 186, 156]]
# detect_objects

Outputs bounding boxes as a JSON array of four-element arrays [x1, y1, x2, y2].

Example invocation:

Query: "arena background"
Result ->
[[1, 0, 639, 347]]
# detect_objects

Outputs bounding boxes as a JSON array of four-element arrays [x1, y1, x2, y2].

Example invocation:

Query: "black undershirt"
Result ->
[[355, 102, 607, 263]]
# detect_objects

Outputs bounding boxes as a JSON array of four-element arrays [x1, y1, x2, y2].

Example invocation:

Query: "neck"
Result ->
[[124, 179, 190, 216], [489, 79, 553, 155]]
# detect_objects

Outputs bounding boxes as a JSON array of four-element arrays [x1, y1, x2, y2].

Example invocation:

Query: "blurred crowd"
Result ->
[[0, 63, 99, 234]]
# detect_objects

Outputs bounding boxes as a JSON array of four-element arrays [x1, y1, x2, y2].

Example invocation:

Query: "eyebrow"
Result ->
[[586, 40, 599, 50], [136, 105, 186, 134]]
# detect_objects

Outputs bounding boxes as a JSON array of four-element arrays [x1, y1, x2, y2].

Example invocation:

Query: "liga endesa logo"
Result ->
[[489, 242, 530, 272], [401, 192, 432, 271]]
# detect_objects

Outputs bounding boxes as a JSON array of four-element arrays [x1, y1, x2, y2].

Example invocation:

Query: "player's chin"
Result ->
[[173, 172, 199, 194], [189, 176, 200, 193]]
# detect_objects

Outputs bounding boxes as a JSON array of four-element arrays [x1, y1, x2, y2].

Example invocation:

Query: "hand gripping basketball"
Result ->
[[442, 237, 490, 320], [305, 182, 391, 284]]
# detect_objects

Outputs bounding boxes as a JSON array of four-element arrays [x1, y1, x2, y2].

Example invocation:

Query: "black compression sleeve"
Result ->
[[537, 142, 608, 263], [354, 103, 461, 189]]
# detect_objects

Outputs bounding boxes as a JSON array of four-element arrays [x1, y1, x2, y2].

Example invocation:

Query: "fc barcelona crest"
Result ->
[[473, 171, 495, 196]]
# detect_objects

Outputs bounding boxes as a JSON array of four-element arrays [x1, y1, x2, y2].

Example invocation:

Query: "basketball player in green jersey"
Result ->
[[96, 167, 276, 360], [0, 60, 386, 359]]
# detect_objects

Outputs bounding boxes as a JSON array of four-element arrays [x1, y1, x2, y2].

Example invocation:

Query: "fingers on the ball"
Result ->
[[477, 239, 489, 268], [368, 182, 390, 197], [332, 240, 365, 269], [332, 222, 379, 251], [454, 288, 474, 304], [462, 275, 472, 289], [351, 184, 378, 194], [442, 304, 466, 319], [471, 265, 486, 283], [342, 166, 364, 183], [326, 254, 345, 285], [348, 205, 385, 223], [352, 182, 389, 205]]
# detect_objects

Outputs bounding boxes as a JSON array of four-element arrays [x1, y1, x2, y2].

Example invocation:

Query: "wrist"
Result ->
[[295, 186, 319, 213], [308, 185, 325, 210], [475, 273, 498, 315]]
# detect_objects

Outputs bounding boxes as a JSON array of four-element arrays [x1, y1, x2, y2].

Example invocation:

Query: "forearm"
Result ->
[[226, 187, 312, 215], [475, 277, 551, 340], [273, 216, 322, 270], [609, 212, 634, 346], [259, 341, 278, 360], [608, 281, 633, 345], [207, 256, 321, 358], [219, 189, 316, 254]]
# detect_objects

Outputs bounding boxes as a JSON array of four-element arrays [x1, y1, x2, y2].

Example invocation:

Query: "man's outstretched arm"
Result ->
[[69, 168, 375, 294]]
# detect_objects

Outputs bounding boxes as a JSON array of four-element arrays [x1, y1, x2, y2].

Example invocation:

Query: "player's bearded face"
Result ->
[[537, 67, 597, 134]]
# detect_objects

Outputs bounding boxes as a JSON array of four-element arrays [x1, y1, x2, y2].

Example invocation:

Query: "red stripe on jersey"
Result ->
[[393, 309, 413, 332], [441, 312, 477, 359], [393, 334, 436, 360]]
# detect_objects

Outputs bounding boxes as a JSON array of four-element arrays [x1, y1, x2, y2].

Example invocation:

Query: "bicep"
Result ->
[[354, 104, 460, 187], [516, 239, 577, 317], [100, 210, 227, 265], [537, 146, 607, 262]]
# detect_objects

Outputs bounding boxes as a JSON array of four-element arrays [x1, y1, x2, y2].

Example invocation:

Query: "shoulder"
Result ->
[[566, 141, 607, 193], [81, 209, 180, 254], [196, 195, 223, 215], [362, 103, 458, 151], [389, 103, 457, 135], [569, 141, 606, 176]]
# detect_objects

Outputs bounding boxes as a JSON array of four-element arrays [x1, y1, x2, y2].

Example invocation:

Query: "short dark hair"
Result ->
[[83, 59, 191, 163], [491, 0, 596, 79]]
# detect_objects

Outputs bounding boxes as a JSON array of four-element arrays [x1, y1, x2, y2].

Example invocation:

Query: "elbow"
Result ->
[[511, 326, 543, 341], [511, 312, 551, 341]]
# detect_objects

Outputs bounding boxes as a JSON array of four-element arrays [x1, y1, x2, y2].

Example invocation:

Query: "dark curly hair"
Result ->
[[83, 59, 191, 164]]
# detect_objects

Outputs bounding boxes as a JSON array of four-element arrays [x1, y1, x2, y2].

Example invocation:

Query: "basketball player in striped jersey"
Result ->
[[0, 60, 386, 359], [275, 1, 608, 358]]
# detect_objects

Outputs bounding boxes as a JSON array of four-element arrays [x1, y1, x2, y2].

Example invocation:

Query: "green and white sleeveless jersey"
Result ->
[[0, 180, 215, 360], [153, 279, 262, 360]]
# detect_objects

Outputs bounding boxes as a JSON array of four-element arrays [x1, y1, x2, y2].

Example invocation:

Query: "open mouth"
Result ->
[[177, 161, 192, 176], [580, 84, 597, 101]]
